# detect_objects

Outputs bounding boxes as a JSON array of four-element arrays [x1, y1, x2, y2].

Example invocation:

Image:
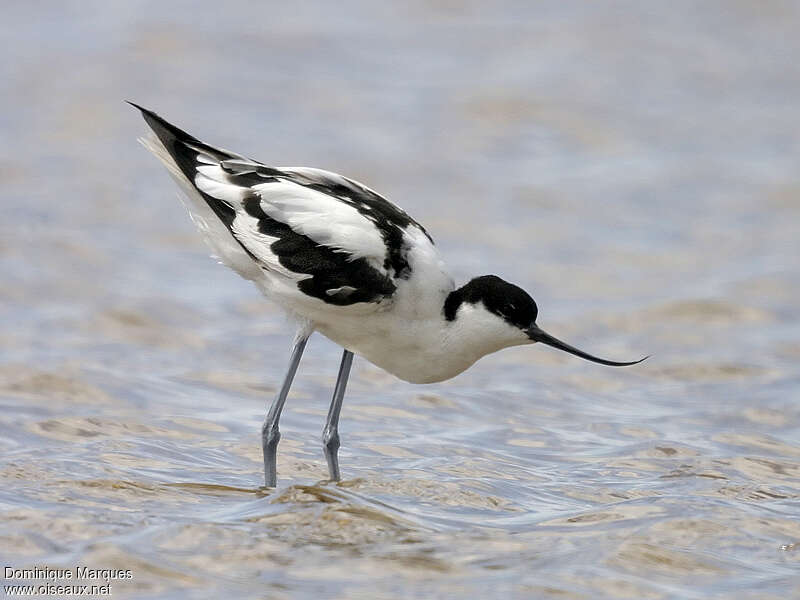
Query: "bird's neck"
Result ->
[[438, 294, 530, 374]]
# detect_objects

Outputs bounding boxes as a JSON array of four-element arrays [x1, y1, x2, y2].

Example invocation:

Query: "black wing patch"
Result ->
[[221, 161, 432, 280], [133, 104, 399, 306], [131, 103, 249, 231], [241, 196, 396, 305]]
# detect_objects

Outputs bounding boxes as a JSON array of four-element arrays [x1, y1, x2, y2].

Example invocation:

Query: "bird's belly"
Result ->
[[314, 315, 473, 384]]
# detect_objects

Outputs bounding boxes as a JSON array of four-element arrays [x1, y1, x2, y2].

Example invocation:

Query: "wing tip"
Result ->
[[127, 100, 202, 148], [126, 100, 162, 129], [125, 99, 146, 112]]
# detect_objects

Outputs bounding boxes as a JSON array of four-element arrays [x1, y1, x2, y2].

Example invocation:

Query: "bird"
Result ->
[[130, 103, 646, 487]]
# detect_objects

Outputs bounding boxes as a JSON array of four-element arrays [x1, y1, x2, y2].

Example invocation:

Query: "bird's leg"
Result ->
[[262, 334, 309, 487], [322, 349, 354, 481]]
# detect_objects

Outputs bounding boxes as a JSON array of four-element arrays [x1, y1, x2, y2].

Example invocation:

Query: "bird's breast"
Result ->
[[313, 312, 477, 384]]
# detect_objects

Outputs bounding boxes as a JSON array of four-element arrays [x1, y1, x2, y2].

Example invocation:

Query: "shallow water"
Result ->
[[2, 1, 800, 598]]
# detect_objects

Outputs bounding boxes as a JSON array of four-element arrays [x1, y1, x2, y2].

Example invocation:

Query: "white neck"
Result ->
[[437, 303, 530, 375]]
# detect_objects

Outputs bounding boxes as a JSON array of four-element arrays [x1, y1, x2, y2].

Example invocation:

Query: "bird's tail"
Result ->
[[130, 102, 264, 282]]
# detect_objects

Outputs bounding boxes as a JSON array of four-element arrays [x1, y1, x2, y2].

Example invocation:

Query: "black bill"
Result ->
[[527, 324, 647, 367]]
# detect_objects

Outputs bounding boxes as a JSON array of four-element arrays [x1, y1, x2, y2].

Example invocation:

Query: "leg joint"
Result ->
[[322, 427, 340, 452], [262, 424, 281, 448]]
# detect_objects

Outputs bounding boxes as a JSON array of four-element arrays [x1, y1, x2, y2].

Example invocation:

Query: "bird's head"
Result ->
[[444, 275, 646, 366]]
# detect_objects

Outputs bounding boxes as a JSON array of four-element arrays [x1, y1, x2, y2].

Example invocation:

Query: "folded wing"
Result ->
[[132, 104, 431, 307]]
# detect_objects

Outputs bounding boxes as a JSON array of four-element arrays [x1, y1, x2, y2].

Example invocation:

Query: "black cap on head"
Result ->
[[444, 275, 538, 328], [444, 275, 647, 368]]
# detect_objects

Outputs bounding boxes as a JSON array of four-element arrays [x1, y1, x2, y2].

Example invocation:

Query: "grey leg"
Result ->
[[262, 334, 309, 487], [322, 349, 354, 481]]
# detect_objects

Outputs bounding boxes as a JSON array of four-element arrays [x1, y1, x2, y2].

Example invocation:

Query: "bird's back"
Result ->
[[134, 105, 453, 338]]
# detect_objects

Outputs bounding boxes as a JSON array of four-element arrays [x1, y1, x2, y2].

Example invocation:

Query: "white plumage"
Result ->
[[132, 103, 644, 486]]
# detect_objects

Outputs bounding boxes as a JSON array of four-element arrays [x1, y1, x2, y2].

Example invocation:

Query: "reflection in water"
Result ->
[[2, 1, 800, 598]]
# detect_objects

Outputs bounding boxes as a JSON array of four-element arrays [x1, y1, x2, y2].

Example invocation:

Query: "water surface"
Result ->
[[2, 2, 800, 598]]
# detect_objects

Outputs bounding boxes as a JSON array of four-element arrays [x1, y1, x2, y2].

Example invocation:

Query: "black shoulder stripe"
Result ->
[[222, 162, 429, 278], [304, 181, 413, 278], [230, 164, 420, 281], [132, 105, 402, 306], [219, 162, 280, 188], [241, 195, 396, 306]]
